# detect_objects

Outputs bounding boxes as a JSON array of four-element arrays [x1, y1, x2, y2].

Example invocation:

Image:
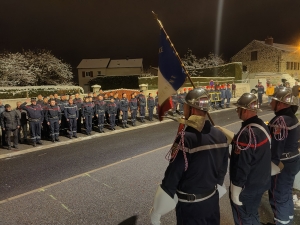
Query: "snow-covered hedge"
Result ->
[[0, 85, 84, 99]]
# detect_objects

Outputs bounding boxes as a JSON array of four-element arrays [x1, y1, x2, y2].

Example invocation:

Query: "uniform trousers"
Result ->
[[60, 114, 68, 134], [77, 110, 82, 133], [178, 103, 184, 114], [109, 114, 116, 129], [148, 107, 154, 120], [269, 156, 300, 225], [68, 118, 77, 136], [226, 98, 231, 107], [122, 111, 128, 123], [258, 94, 263, 106], [84, 114, 93, 134], [230, 189, 265, 225], [97, 114, 105, 129], [29, 120, 41, 143], [176, 191, 220, 225], [131, 110, 137, 124], [5, 128, 18, 147], [139, 105, 145, 119], [49, 119, 60, 140]]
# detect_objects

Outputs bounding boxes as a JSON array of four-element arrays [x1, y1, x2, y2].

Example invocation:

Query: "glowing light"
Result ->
[[215, 0, 225, 56]]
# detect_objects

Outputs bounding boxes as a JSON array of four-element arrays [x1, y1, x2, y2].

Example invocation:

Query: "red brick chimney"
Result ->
[[265, 36, 273, 45]]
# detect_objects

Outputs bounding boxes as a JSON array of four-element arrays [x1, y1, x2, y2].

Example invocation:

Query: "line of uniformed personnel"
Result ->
[[0, 90, 159, 148]]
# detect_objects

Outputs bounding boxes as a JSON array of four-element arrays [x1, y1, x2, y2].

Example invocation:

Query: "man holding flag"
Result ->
[[150, 15, 229, 224]]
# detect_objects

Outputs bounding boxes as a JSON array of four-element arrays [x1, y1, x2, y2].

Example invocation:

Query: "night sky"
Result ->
[[1, 0, 300, 72]]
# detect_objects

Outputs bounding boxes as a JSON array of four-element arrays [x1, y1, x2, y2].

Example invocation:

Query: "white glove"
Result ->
[[214, 126, 235, 144], [217, 184, 227, 199], [150, 185, 178, 225], [271, 162, 280, 176], [230, 182, 243, 206]]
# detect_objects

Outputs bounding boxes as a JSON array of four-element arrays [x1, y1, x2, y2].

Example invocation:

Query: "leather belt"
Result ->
[[29, 118, 40, 122], [280, 151, 299, 160], [176, 187, 216, 202]]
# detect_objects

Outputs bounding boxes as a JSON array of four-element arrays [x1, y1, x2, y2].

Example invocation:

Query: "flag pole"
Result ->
[[152, 11, 215, 125]]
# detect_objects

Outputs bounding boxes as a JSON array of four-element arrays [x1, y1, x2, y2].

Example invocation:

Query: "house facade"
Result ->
[[231, 37, 300, 78], [77, 58, 143, 93]]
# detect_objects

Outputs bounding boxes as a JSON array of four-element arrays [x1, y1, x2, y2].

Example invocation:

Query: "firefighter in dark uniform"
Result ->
[[129, 93, 138, 126], [45, 99, 61, 142], [225, 84, 232, 108], [155, 92, 159, 115], [64, 98, 79, 139], [147, 93, 155, 121], [120, 93, 129, 128], [230, 93, 271, 225], [73, 93, 83, 133], [137, 90, 146, 123], [216, 93, 271, 224], [171, 93, 178, 115], [255, 81, 265, 108], [268, 87, 300, 225], [21, 98, 44, 146], [94, 95, 106, 133], [114, 93, 121, 126], [41, 97, 50, 140], [58, 94, 69, 135], [82, 97, 94, 135], [108, 98, 117, 130], [104, 93, 111, 125], [16, 101, 28, 144], [150, 88, 229, 225], [177, 89, 185, 115], [220, 85, 226, 109]]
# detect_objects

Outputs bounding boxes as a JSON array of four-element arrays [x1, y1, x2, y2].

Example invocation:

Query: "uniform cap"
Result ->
[[184, 88, 210, 111]]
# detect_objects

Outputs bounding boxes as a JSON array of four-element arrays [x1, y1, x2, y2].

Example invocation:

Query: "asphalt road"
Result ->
[[0, 105, 299, 224]]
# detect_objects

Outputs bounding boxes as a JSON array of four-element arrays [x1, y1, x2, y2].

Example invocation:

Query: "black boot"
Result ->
[[33, 142, 36, 147], [122, 123, 125, 129], [125, 123, 129, 128]]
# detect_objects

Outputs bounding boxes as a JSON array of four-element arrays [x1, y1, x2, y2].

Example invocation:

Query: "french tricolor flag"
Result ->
[[157, 29, 186, 121]]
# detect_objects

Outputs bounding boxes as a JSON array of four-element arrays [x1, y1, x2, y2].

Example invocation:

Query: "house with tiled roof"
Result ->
[[231, 37, 300, 78], [77, 58, 143, 93]]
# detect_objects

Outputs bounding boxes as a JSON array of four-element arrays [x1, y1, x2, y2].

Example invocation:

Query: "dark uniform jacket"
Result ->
[[120, 98, 129, 112], [147, 97, 155, 108], [230, 115, 271, 192], [36, 99, 44, 106], [94, 100, 106, 116], [21, 103, 44, 121], [45, 105, 62, 122], [177, 93, 185, 104], [129, 98, 138, 111], [1, 110, 20, 130], [82, 102, 94, 117], [73, 98, 83, 110], [256, 85, 265, 94], [108, 102, 117, 114], [64, 104, 78, 119], [137, 94, 146, 106], [114, 97, 120, 109], [161, 120, 229, 198], [225, 88, 232, 98], [268, 107, 300, 165], [155, 96, 158, 107]]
